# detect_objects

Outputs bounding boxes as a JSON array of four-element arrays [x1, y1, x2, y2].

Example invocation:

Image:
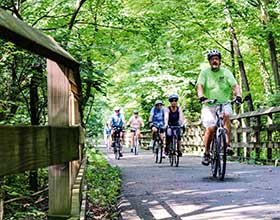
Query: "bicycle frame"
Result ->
[[208, 99, 236, 180], [112, 126, 122, 160], [132, 128, 140, 155], [168, 125, 181, 167], [152, 124, 163, 163]]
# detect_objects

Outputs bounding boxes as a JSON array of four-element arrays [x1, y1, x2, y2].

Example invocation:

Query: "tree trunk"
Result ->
[[29, 66, 41, 191], [258, 48, 273, 94], [224, 2, 254, 111], [259, 0, 280, 91]]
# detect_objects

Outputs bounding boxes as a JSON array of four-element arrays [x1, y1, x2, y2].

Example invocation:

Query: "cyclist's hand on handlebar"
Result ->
[[181, 124, 186, 134], [235, 96, 243, 104], [199, 96, 208, 104]]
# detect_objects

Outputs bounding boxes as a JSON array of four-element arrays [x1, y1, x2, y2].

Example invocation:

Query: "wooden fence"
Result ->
[[0, 8, 86, 220], [141, 106, 280, 163]]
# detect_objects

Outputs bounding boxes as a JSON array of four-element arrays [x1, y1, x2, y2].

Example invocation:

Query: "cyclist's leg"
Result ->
[[165, 127, 171, 154], [201, 106, 216, 165], [223, 104, 234, 155], [130, 130, 135, 152], [177, 128, 182, 156], [137, 129, 141, 144]]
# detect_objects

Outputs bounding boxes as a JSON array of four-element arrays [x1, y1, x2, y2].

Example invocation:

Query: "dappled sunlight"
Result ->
[[149, 204, 172, 219]]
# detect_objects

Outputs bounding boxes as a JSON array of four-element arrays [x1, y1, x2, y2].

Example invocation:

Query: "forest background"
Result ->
[[0, 0, 279, 219], [0, 0, 279, 142]]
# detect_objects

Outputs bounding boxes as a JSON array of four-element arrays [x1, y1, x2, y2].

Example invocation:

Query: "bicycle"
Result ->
[[152, 124, 164, 163], [131, 128, 140, 155], [207, 98, 240, 180], [112, 126, 122, 160], [167, 125, 184, 167]]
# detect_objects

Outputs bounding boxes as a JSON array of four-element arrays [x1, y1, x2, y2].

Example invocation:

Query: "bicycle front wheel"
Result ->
[[217, 131, 227, 180], [154, 140, 162, 163], [134, 137, 139, 155], [210, 139, 218, 178]]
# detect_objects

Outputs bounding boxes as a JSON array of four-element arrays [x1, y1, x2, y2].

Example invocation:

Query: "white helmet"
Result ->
[[114, 106, 120, 111]]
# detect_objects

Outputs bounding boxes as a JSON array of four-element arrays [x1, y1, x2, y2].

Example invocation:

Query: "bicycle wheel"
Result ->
[[115, 142, 120, 160], [175, 140, 179, 167], [210, 139, 218, 178], [217, 130, 227, 180], [134, 136, 139, 155], [154, 140, 159, 163], [169, 145, 174, 166]]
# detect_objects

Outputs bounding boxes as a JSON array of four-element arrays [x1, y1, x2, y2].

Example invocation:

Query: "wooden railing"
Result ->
[[141, 106, 280, 163], [0, 9, 86, 220]]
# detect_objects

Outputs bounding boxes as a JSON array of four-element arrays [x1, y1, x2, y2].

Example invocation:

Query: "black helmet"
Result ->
[[168, 94, 179, 102], [207, 49, 221, 60], [154, 100, 163, 106]]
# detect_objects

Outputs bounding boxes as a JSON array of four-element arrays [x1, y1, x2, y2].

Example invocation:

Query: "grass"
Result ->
[[86, 147, 122, 220]]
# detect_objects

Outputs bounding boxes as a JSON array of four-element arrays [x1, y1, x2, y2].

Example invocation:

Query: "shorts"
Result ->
[[151, 125, 165, 133], [201, 104, 233, 128]]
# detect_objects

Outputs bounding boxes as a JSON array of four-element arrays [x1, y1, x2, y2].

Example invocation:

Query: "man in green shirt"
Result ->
[[197, 49, 242, 166]]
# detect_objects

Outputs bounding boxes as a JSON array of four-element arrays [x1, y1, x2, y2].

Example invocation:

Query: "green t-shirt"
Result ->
[[197, 67, 237, 103]]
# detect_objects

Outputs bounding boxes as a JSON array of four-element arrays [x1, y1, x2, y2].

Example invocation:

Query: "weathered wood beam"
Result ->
[[230, 106, 280, 120], [0, 126, 80, 176], [0, 8, 79, 70]]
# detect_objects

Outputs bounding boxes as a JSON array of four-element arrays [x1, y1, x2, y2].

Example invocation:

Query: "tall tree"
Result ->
[[224, 0, 254, 111]]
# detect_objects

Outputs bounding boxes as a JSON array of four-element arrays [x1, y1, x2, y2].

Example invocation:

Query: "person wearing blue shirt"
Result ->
[[148, 100, 165, 152], [110, 106, 126, 157]]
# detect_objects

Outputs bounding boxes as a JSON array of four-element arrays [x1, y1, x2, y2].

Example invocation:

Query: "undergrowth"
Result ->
[[86, 147, 121, 220]]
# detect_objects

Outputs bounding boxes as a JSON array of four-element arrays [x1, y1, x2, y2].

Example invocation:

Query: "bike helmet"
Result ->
[[114, 106, 120, 111], [134, 110, 138, 114], [207, 49, 221, 60], [154, 100, 163, 106], [168, 94, 179, 102]]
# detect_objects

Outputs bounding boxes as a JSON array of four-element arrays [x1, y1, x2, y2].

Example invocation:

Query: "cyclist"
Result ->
[[103, 122, 111, 150], [164, 94, 185, 157], [110, 106, 126, 157], [197, 49, 242, 166], [127, 110, 144, 152], [148, 100, 165, 152]]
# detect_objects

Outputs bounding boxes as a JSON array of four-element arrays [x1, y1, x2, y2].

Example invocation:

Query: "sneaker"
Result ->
[[202, 153, 210, 166], [226, 145, 234, 156]]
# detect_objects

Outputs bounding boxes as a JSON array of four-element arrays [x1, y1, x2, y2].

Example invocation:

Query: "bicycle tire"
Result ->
[[154, 140, 159, 163], [134, 136, 138, 155], [217, 131, 227, 180], [169, 144, 174, 166], [175, 139, 179, 167], [157, 141, 163, 164], [210, 139, 218, 177]]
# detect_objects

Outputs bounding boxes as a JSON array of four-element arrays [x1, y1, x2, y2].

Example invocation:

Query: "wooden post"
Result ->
[[255, 116, 261, 160], [47, 59, 71, 219], [237, 118, 242, 159], [267, 113, 273, 162]]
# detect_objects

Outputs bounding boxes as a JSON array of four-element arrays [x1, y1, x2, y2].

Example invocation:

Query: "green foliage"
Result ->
[[86, 148, 121, 218], [2, 169, 48, 220]]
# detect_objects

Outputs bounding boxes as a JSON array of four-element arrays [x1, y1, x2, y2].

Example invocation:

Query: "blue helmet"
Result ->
[[168, 94, 179, 102], [207, 49, 221, 60]]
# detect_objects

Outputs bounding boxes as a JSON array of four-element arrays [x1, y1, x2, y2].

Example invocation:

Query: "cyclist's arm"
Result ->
[[197, 84, 204, 99], [232, 84, 242, 97], [164, 107, 169, 127]]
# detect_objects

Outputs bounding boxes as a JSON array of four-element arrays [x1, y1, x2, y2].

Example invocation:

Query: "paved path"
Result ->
[[101, 146, 280, 220]]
